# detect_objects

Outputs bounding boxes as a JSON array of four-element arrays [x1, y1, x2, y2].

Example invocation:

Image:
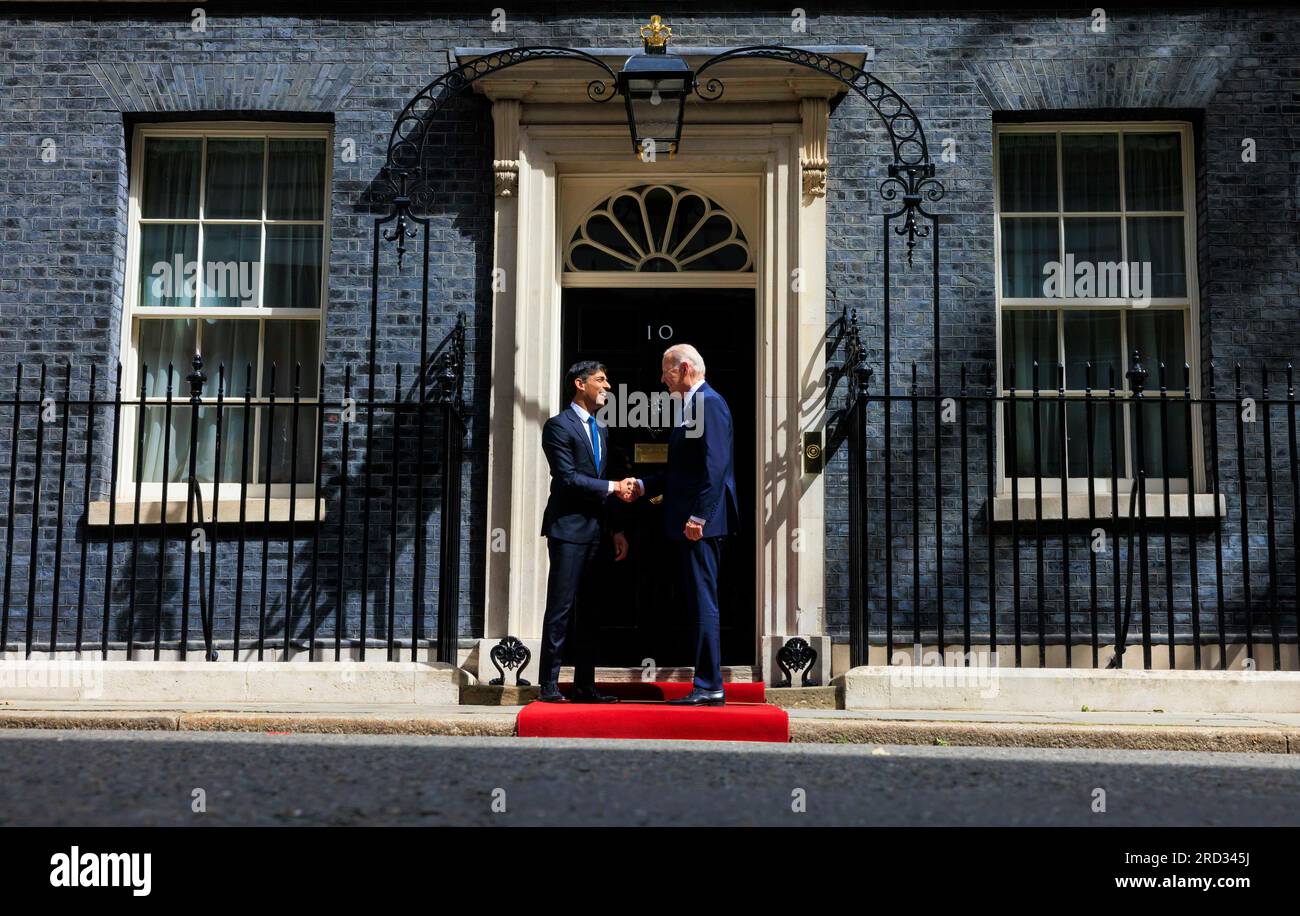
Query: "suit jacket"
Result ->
[[540, 406, 621, 544], [642, 381, 739, 540]]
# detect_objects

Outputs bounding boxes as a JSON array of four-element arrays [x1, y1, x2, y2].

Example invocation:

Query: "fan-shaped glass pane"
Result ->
[[686, 243, 749, 271], [569, 242, 634, 272], [679, 214, 735, 258], [609, 194, 648, 253], [643, 186, 674, 250], [585, 215, 629, 254], [668, 194, 708, 253]]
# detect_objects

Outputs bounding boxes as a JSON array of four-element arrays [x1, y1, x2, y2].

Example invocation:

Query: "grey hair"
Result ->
[[663, 343, 706, 376]]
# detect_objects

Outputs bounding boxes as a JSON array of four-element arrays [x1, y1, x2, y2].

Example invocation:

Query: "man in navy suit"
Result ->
[[537, 360, 635, 704], [626, 343, 739, 706]]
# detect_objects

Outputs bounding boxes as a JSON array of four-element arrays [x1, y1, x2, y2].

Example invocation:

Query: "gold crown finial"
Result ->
[[640, 15, 672, 50]]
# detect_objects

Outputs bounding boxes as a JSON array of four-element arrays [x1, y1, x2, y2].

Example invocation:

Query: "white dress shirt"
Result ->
[[571, 401, 618, 494], [677, 378, 706, 427]]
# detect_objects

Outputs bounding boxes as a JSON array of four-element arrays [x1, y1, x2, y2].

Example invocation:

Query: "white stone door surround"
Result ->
[[473, 47, 864, 682]]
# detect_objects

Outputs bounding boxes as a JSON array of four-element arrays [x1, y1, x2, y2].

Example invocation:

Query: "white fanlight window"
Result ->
[[566, 184, 752, 273]]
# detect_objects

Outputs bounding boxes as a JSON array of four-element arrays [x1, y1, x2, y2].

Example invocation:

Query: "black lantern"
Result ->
[[616, 16, 694, 159]]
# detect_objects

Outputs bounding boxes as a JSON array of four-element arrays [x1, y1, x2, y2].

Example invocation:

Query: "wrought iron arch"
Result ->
[[691, 45, 944, 264], [693, 46, 930, 166], [380, 47, 618, 210]]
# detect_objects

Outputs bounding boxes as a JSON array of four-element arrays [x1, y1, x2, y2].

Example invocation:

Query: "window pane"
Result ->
[[137, 404, 189, 483], [198, 405, 249, 484], [569, 242, 632, 271], [644, 186, 674, 250], [1000, 218, 1057, 298], [141, 138, 201, 219], [1063, 218, 1122, 296], [1004, 400, 1063, 478], [1001, 310, 1059, 390], [1130, 399, 1190, 479], [137, 319, 195, 396], [199, 319, 260, 396], [1067, 400, 1120, 478], [268, 139, 326, 220], [1127, 310, 1188, 390], [668, 194, 707, 251], [137, 405, 249, 484], [264, 226, 322, 308], [1124, 133, 1183, 211], [1063, 311, 1122, 389], [262, 320, 321, 398], [138, 224, 198, 307], [204, 139, 263, 220], [258, 405, 317, 484], [1126, 217, 1186, 297], [998, 134, 1057, 212], [201, 225, 261, 307], [1061, 133, 1119, 211]]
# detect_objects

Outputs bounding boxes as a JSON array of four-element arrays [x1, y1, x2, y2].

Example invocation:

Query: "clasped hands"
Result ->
[[615, 478, 704, 541]]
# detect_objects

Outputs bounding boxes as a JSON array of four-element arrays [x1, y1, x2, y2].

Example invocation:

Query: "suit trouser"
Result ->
[[677, 535, 724, 691], [538, 537, 602, 689]]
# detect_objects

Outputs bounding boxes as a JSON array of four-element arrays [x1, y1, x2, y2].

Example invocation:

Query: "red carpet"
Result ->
[[518, 681, 789, 743], [556, 681, 767, 703]]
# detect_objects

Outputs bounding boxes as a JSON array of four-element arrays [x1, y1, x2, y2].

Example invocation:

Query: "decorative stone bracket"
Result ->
[[491, 98, 522, 197], [798, 93, 831, 199], [486, 86, 537, 198]]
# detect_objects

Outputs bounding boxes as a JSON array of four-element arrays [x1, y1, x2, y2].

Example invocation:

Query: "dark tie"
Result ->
[[588, 415, 600, 470]]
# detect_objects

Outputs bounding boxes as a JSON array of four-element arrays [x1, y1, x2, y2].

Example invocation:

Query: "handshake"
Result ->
[[615, 478, 642, 503]]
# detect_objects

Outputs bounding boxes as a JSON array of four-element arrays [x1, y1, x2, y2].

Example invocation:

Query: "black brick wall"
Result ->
[[0, 4, 1296, 655]]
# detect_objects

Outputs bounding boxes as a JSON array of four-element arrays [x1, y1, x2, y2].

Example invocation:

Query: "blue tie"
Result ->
[[587, 416, 600, 470]]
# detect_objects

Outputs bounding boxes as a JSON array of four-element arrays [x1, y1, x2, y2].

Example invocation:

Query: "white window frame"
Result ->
[[118, 121, 332, 503], [993, 121, 1202, 496]]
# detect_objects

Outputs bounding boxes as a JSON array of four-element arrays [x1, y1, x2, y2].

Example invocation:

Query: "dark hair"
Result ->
[[564, 360, 606, 399]]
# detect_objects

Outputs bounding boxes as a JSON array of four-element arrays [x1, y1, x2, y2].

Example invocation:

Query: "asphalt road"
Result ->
[[1, 729, 1298, 827]]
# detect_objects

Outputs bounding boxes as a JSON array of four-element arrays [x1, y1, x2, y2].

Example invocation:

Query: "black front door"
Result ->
[[561, 287, 756, 668]]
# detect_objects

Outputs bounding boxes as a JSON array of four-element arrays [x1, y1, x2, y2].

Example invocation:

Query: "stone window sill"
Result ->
[[88, 498, 326, 527], [991, 493, 1225, 523]]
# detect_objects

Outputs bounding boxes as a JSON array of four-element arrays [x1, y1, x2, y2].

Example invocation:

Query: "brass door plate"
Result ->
[[634, 443, 669, 464]]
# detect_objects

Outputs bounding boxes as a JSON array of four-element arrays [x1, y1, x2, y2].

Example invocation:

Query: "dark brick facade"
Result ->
[[0, 4, 1296, 657]]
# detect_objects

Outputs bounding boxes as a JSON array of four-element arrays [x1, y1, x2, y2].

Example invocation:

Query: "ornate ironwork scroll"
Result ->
[[692, 45, 944, 265], [776, 637, 819, 687], [488, 635, 532, 686], [381, 47, 618, 213]]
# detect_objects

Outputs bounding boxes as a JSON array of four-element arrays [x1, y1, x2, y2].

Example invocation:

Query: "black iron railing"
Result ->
[[835, 323, 1299, 672], [0, 316, 468, 662]]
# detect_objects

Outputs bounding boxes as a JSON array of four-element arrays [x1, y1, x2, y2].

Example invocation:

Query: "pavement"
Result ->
[[2, 699, 1299, 753], [3, 729, 1299, 826]]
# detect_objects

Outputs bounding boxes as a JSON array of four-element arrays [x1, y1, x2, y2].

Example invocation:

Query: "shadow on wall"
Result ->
[[102, 92, 496, 654], [105, 324, 467, 654]]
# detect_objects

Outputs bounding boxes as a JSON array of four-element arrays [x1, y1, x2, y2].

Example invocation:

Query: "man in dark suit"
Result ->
[[537, 360, 636, 703], [626, 343, 739, 706]]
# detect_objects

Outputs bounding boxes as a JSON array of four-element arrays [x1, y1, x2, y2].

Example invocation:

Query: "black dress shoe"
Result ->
[[665, 687, 726, 706], [571, 686, 619, 704], [537, 685, 569, 703]]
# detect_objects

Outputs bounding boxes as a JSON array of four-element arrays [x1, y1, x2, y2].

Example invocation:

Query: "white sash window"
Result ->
[[121, 123, 330, 498], [994, 122, 1199, 492]]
